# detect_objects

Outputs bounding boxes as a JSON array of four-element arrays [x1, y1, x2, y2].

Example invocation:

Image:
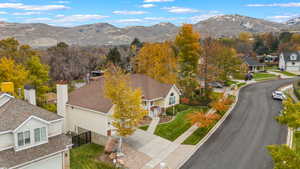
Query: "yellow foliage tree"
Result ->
[[175, 24, 201, 98], [239, 32, 253, 43], [135, 42, 177, 84], [104, 66, 148, 153], [0, 57, 29, 94]]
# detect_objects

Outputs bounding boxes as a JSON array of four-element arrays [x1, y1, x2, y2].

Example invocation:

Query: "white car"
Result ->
[[272, 91, 286, 101]]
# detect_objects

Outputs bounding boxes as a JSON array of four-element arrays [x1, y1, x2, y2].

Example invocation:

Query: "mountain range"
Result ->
[[1, 14, 300, 48]]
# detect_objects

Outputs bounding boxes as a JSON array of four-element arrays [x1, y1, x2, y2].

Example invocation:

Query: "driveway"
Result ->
[[181, 79, 297, 169]]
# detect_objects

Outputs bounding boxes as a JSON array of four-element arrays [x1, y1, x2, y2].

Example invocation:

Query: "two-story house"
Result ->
[[56, 74, 181, 145], [0, 92, 72, 169], [279, 51, 300, 72]]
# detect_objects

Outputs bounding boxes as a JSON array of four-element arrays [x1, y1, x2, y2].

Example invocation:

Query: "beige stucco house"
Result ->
[[57, 74, 181, 145], [0, 92, 71, 169]]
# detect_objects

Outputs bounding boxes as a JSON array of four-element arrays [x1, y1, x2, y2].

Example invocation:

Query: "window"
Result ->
[[34, 127, 47, 143], [290, 54, 297, 61], [17, 131, 31, 146], [169, 93, 176, 105]]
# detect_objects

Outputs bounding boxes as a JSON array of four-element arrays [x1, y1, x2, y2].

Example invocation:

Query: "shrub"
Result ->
[[166, 104, 190, 116], [293, 80, 300, 100]]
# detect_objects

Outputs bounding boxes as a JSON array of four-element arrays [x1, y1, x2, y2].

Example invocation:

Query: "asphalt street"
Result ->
[[181, 79, 297, 169]]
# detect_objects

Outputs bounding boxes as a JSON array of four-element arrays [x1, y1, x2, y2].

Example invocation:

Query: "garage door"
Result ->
[[287, 66, 300, 71], [19, 153, 63, 169]]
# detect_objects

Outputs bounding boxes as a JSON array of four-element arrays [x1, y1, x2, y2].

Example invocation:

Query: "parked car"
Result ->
[[208, 82, 224, 88], [272, 91, 286, 101]]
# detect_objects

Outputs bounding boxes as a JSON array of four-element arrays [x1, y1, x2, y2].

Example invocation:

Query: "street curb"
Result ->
[[175, 82, 253, 169]]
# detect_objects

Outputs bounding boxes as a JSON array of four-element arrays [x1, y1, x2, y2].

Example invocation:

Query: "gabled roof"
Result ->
[[0, 134, 71, 168], [281, 51, 300, 62], [0, 95, 62, 132], [68, 74, 175, 113], [243, 57, 265, 66]]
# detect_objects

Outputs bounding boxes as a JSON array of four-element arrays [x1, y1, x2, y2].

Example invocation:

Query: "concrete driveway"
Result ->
[[181, 79, 298, 169]]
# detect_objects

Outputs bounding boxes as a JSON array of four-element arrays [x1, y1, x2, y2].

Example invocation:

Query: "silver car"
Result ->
[[272, 91, 286, 101]]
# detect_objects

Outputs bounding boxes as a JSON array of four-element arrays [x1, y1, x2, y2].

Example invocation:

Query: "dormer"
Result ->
[[13, 116, 49, 151], [290, 53, 297, 61]]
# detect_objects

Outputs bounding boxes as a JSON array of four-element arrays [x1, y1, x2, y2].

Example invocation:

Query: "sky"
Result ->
[[1, 0, 300, 27]]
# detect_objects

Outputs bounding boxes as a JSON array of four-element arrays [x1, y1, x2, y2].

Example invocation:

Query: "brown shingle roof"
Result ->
[[0, 98, 62, 132], [0, 134, 71, 168], [68, 74, 174, 113]]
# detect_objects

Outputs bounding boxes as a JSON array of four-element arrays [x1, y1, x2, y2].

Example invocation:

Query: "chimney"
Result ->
[[56, 82, 68, 132], [24, 85, 36, 105]]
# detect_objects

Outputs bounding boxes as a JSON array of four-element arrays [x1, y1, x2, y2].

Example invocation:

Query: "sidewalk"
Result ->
[[147, 117, 160, 134]]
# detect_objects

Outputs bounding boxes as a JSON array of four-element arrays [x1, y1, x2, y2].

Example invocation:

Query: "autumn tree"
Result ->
[[135, 42, 177, 84], [0, 57, 29, 93], [104, 66, 148, 154], [187, 111, 220, 128], [276, 98, 300, 129], [26, 56, 50, 99], [239, 32, 253, 43], [175, 24, 201, 98], [267, 145, 300, 169], [210, 93, 234, 115]]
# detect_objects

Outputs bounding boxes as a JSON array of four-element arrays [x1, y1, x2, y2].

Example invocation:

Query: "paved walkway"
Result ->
[[268, 71, 291, 79], [147, 117, 160, 134]]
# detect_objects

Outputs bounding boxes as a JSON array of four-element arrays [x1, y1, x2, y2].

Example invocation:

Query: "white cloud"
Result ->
[[144, 17, 177, 21], [0, 3, 69, 11], [190, 13, 223, 23], [114, 18, 143, 23], [0, 11, 7, 14], [247, 3, 300, 7], [140, 4, 156, 8], [113, 10, 147, 15], [144, 0, 174, 2], [26, 14, 109, 25], [52, 1, 70, 4], [0, 18, 7, 21], [163, 6, 199, 13], [13, 12, 41, 16]]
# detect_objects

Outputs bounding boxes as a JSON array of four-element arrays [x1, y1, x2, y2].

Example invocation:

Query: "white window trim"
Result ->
[[17, 130, 31, 147]]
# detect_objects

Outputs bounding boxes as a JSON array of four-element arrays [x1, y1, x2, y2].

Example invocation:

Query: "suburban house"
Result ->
[[0, 89, 71, 169], [256, 55, 278, 65], [56, 74, 181, 145], [279, 52, 300, 72], [243, 57, 266, 72]]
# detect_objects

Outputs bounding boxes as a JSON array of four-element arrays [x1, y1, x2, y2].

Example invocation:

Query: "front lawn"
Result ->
[[70, 144, 118, 169], [294, 131, 300, 155], [275, 70, 297, 77], [182, 123, 215, 145], [139, 125, 149, 131], [253, 73, 277, 81], [155, 106, 208, 141]]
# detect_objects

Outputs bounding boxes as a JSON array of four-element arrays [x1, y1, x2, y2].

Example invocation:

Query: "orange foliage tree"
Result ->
[[211, 93, 234, 114], [187, 111, 220, 127]]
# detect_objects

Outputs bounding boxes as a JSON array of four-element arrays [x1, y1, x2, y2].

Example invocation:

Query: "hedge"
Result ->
[[293, 80, 300, 100]]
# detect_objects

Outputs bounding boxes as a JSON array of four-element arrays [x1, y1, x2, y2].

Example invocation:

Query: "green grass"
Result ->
[[294, 131, 300, 155], [182, 123, 215, 145], [139, 125, 149, 131], [70, 144, 118, 169], [253, 73, 277, 81], [275, 70, 297, 77], [154, 107, 208, 141]]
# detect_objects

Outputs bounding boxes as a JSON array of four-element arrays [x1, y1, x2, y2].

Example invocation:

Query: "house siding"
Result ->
[[286, 61, 300, 71], [66, 105, 109, 137], [49, 120, 63, 137], [163, 86, 181, 108]]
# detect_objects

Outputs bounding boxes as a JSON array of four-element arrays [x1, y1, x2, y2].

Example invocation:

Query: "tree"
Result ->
[[135, 42, 177, 84], [239, 32, 253, 43], [175, 24, 201, 98], [130, 38, 143, 49], [26, 56, 50, 100], [187, 111, 220, 127], [106, 47, 121, 66], [276, 98, 300, 129], [0, 57, 29, 93], [104, 66, 148, 154], [267, 145, 300, 169], [210, 93, 234, 114]]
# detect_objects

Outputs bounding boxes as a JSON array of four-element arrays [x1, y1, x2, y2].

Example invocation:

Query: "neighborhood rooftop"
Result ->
[[0, 134, 71, 168], [243, 57, 265, 66], [0, 96, 63, 132], [68, 74, 174, 113]]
